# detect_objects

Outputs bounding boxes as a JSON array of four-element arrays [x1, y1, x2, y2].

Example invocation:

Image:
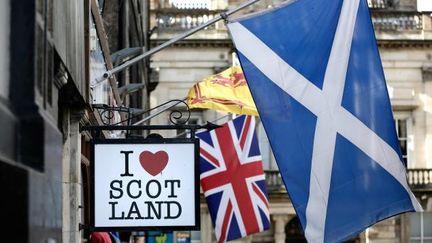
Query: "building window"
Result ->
[[0, 1, 9, 99], [395, 118, 408, 166], [35, 0, 54, 109], [190, 231, 201, 243], [409, 212, 432, 242], [394, 113, 412, 167], [257, 119, 277, 170]]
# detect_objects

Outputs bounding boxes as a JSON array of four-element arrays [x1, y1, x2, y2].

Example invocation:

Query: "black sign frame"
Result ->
[[90, 138, 200, 232]]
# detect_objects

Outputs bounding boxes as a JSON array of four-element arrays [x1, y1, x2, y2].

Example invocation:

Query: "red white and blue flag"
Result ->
[[196, 115, 270, 243]]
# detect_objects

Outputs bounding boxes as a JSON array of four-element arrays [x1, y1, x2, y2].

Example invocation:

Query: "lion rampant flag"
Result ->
[[187, 66, 258, 116]]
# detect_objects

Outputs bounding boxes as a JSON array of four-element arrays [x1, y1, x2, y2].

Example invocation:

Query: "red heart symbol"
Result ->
[[139, 150, 169, 176]]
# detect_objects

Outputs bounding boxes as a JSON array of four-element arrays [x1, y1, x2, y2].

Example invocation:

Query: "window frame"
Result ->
[[409, 212, 432, 242], [393, 112, 413, 168]]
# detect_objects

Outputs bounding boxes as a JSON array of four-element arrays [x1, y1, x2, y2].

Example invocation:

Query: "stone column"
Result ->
[[272, 214, 291, 243], [400, 214, 409, 243], [62, 108, 84, 243], [200, 204, 214, 243], [423, 67, 432, 168], [230, 235, 252, 243]]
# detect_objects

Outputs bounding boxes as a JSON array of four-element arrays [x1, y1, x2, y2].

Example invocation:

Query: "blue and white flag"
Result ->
[[227, 0, 422, 242]]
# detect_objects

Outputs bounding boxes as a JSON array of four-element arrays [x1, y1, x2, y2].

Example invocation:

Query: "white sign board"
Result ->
[[92, 139, 199, 230]]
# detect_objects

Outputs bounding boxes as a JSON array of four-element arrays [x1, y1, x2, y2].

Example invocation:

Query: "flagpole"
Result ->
[[95, 0, 261, 84]]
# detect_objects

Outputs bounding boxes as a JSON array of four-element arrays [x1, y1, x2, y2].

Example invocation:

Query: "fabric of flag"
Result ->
[[187, 66, 258, 116], [227, 0, 422, 242], [196, 115, 270, 242]]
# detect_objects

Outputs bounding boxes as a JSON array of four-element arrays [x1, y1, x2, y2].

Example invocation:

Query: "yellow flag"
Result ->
[[187, 66, 258, 116]]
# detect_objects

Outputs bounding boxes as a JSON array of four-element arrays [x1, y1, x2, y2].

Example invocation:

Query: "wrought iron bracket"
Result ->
[[92, 104, 134, 126], [86, 99, 222, 138], [92, 99, 191, 126], [81, 122, 221, 139]]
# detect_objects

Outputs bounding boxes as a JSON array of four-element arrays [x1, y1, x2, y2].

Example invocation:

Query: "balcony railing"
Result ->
[[265, 170, 285, 192], [368, 0, 390, 9], [152, 6, 431, 39], [155, 10, 219, 31], [265, 169, 432, 193], [408, 169, 432, 190], [371, 11, 423, 31]]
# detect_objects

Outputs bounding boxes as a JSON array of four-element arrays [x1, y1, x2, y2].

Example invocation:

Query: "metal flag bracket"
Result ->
[[81, 99, 221, 138]]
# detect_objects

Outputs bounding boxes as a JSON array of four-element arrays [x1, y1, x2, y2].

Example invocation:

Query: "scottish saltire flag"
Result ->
[[196, 115, 270, 242], [227, 0, 422, 242]]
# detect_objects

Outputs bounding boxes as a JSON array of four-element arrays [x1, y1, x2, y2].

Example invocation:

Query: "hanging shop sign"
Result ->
[[91, 139, 200, 231]]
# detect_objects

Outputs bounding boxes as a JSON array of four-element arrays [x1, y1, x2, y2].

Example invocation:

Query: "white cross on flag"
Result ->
[[227, 0, 422, 242]]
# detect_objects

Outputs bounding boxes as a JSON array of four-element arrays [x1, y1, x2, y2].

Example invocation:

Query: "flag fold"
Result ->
[[187, 66, 258, 116]]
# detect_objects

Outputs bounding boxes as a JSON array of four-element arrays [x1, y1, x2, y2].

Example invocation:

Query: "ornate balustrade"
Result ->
[[265, 170, 285, 192], [265, 169, 432, 193], [368, 0, 389, 9], [152, 5, 431, 41], [408, 168, 432, 191], [154, 9, 220, 32], [371, 11, 423, 31]]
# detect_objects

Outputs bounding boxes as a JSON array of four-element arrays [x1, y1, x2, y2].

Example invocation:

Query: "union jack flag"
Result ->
[[196, 115, 270, 243]]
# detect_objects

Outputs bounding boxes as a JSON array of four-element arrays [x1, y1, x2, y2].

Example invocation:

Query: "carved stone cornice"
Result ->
[[151, 39, 234, 49], [378, 39, 432, 48], [151, 38, 432, 49]]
